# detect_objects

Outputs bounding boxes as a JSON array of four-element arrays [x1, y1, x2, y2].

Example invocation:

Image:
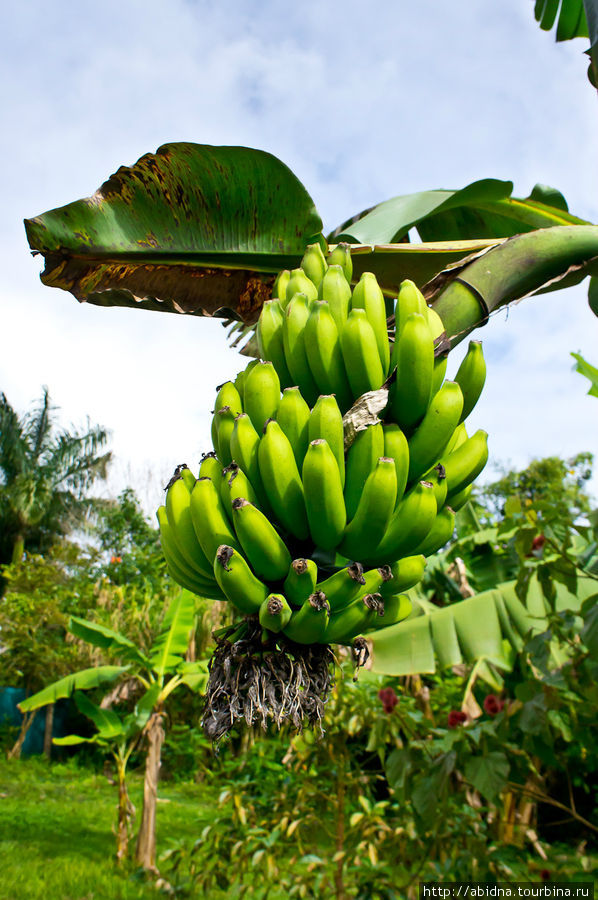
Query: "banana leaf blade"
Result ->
[[18, 665, 128, 712]]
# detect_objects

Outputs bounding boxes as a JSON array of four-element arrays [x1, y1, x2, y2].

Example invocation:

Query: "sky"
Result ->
[[1, 0, 598, 515]]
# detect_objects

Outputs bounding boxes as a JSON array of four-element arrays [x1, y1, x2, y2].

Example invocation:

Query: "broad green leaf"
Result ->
[[368, 574, 597, 677], [534, 0, 589, 39], [18, 665, 127, 712], [571, 352, 598, 397], [329, 179, 588, 245], [52, 735, 97, 746], [74, 691, 125, 739], [123, 682, 162, 737], [464, 752, 510, 801], [178, 660, 210, 692], [24, 142, 322, 324], [149, 590, 196, 677], [69, 616, 149, 666]]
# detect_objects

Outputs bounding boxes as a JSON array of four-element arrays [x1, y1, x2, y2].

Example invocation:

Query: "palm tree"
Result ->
[[0, 387, 112, 577]]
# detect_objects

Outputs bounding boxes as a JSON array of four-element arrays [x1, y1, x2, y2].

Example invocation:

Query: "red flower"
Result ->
[[378, 687, 399, 713], [483, 695, 504, 716], [447, 710, 468, 729], [110, 555, 123, 564], [527, 534, 546, 558]]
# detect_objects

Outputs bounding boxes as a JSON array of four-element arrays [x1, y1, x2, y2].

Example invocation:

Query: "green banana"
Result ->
[[259, 594, 293, 633], [308, 395, 345, 487], [220, 463, 258, 516], [284, 558, 318, 608], [243, 361, 281, 435], [316, 562, 366, 612], [229, 413, 270, 513], [415, 507, 456, 556], [339, 458, 397, 560], [325, 593, 385, 645], [364, 481, 437, 566], [284, 268, 318, 309], [427, 306, 449, 395], [215, 406, 236, 466], [272, 269, 290, 303], [448, 483, 473, 511], [198, 451, 222, 482], [327, 243, 353, 283], [440, 429, 489, 499], [366, 593, 411, 631], [214, 545, 269, 614], [164, 475, 214, 578], [344, 423, 384, 520], [231, 498, 291, 582], [318, 265, 352, 332], [302, 439, 346, 550], [422, 463, 448, 509], [190, 477, 241, 564], [357, 566, 393, 598], [407, 381, 464, 484], [282, 591, 330, 644], [157, 507, 222, 598], [382, 424, 410, 507], [282, 293, 320, 405], [258, 420, 309, 540], [351, 272, 390, 376], [275, 386, 311, 470], [394, 279, 429, 343], [257, 299, 293, 389], [214, 380, 243, 417], [389, 312, 434, 430], [379, 555, 426, 597], [443, 422, 468, 456], [179, 464, 197, 492], [340, 308, 385, 399], [301, 242, 328, 288], [454, 340, 487, 423], [304, 301, 353, 411]]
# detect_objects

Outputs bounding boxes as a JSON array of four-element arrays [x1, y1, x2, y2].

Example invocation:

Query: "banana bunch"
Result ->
[[157, 239, 490, 649]]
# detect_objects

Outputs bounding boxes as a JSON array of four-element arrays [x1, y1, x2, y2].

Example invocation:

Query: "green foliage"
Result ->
[[93, 487, 166, 589]]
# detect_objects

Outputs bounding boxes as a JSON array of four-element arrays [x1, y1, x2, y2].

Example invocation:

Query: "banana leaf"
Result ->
[[73, 691, 125, 739], [18, 665, 127, 712], [149, 589, 196, 677], [533, 0, 598, 87], [368, 573, 597, 678], [69, 616, 150, 666]]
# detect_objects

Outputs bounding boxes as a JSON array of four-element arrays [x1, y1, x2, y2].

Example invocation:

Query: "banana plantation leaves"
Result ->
[[368, 573, 597, 678], [68, 616, 150, 666], [24, 142, 322, 324], [533, 0, 598, 87], [18, 665, 127, 712], [329, 179, 588, 245], [73, 691, 125, 739], [149, 589, 196, 677]]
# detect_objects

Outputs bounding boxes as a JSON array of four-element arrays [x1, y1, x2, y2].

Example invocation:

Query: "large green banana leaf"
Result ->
[[18, 665, 128, 712], [69, 616, 150, 666], [533, 0, 598, 86], [368, 574, 597, 679], [149, 590, 196, 678]]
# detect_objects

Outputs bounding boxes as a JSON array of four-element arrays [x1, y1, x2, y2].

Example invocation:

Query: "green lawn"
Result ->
[[0, 756, 213, 900]]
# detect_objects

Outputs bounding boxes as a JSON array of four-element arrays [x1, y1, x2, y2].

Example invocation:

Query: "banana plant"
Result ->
[[19, 588, 208, 869], [532, 0, 598, 88]]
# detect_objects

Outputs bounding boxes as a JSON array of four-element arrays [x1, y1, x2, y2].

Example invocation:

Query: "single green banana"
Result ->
[[157, 507, 222, 598], [214, 545, 269, 614], [179, 464, 197, 492], [231, 498, 292, 582], [366, 593, 411, 631], [364, 481, 437, 566], [340, 308, 385, 399], [243, 360, 281, 435], [344, 423, 385, 520], [379, 555, 426, 597], [284, 269, 318, 309], [440, 429, 489, 499], [190, 477, 241, 564], [257, 299, 293, 389], [339, 458, 397, 560], [198, 451, 222, 482], [454, 340, 487, 423], [318, 265, 352, 332], [443, 422, 468, 456], [215, 406, 236, 466], [325, 593, 385, 645], [448, 483, 473, 511], [351, 272, 390, 376], [394, 279, 429, 343], [316, 562, 366, 612], [415, 507, 456, 556], [258, 420, 309, 540], [229, 413, 270, 514], [275, 386, 311, 470], [389, 312, 434, 430], [259, 594, 293, 633], [304, 301, 353, 411], [301, 242, 328, 289], [220, 463, 258, 517], [284, 558, 318, 608], [382, 424, 410, 507], [308, 395, 345, 487], [327, 243, 353, 283], [237, 359, 261, 406], [282, 591, 330, 644], [407, 381, 464, 484], [422, 463, 448, 509], [427, 306, 449, 395], [214, 380, 243, 417], [233, 367, 246, 400], [302, 439, 346, 551], [164, 475, 214, 578], [357, 566, 393, 599], [282, 293, 320, 405], [272, 269, 290, 303]]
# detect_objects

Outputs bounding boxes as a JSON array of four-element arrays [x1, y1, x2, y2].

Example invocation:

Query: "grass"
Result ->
[[0, 756, 215, 900]]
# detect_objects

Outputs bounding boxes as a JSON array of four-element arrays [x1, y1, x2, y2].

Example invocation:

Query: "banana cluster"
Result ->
[[157, 240, 489, 648]]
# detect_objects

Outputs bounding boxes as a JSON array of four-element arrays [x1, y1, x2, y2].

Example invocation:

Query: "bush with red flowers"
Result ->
[[447, 709, 467, 728], [378, 686, 399, 713], [482, 694, 504, 715]]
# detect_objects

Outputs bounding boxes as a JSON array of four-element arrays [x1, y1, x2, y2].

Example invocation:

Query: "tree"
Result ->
[[0, 387, 111, 580]]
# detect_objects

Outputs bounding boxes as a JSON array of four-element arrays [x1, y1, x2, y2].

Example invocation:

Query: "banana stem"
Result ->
[[429, 226, 598, 347]]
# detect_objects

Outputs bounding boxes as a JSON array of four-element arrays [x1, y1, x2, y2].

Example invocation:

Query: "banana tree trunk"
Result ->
[[135, 711, 165, 871], [43, 703, 54, 759], [11, 535, 24, 565], [7, 709, 37, 760], [115, 754, 135, 864]]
